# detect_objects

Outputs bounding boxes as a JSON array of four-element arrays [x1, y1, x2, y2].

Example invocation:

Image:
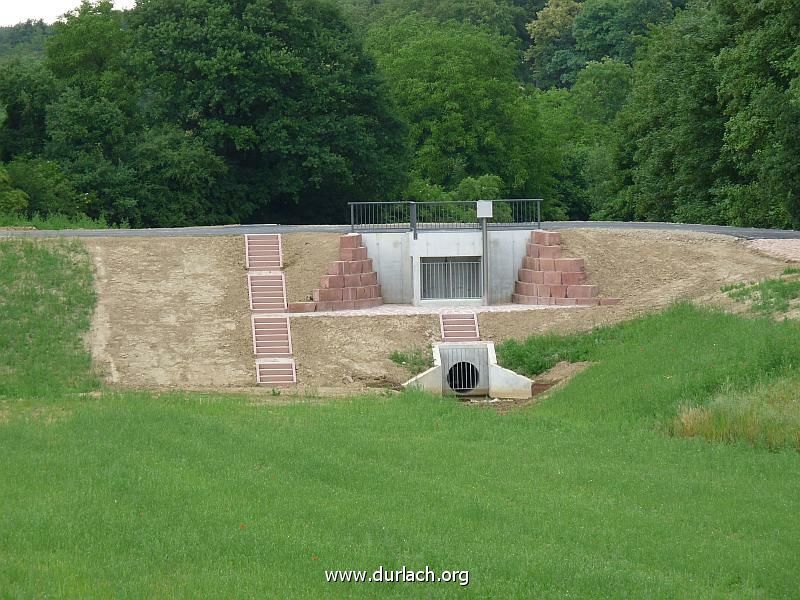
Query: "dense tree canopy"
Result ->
[[0, 0, 797, 229], [367, 18, 557, 202]]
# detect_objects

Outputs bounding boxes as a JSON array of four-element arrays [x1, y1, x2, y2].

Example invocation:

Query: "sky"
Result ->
[[0, 0, 135, 27]]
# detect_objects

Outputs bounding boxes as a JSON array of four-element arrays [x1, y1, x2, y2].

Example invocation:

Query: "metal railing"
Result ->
[[349, 199, 542, 236], [420, 257, 483, 300]]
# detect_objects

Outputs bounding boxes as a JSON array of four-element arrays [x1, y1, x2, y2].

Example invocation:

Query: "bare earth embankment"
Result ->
[[83, 229, 791, 392], [86, 236, 253, 388]]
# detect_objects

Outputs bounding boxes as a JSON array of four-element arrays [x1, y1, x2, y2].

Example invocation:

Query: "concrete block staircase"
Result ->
[[245, 234, 296, 386], [246, 234, 282, 270], [288, 233, 384, 312], [440, 313, 480, 342], [512, 230, 621, 307]]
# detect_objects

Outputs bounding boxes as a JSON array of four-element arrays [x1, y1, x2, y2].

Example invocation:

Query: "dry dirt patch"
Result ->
[[479, 229, 786, 341], [746, 239, 800, 263], [85, 236, 253, 388], [290, 315, 439, 390], [282, 233, 340, 303]]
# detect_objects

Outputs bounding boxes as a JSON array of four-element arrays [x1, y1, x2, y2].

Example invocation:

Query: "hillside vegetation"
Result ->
[[0, 0, 797, 229]]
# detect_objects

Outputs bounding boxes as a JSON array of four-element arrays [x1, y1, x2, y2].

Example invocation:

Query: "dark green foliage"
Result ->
[[608, 0, 800, 228], [367, 17, 558, 200], [128, 0, 407, 224], [0, 20, 51, 62], [5, 156, 84, 216], [525, 0, 584, 88], [573, 0, 674, 65], [608, 3, 730, 222]]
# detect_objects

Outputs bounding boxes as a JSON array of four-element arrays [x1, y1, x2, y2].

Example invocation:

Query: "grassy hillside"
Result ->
[[1, 240, 799, 597]]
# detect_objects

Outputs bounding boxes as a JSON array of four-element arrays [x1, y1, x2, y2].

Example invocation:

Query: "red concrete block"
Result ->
[[518, 268, 534, 284], [561, 271, 587, 285], [313, 288, 343, 302], [288, 302, 317, 312], [575, 298, 600, 306], [536, 284, 552, 298], [512, 293, 538, 305], [515, 281, 537, 296], [530, 243, 562, 259], [526, 242, 539, 258], [315, 301, 337, 311], [522, 257, 540, 270], [360, 271, 378, 286], [554, 258, 585, 272], [327, 261, 346, 275], [339, 234, 363, 249], [532, 230, 561, 246], [356, 286, 369, 299], [554, 298, 578, 306], [566, 285, 599, 299], [319, 275, 345, 289], [537, 297, 555, 305], [333, 300, 355, 311], [550, 285, 567, 298], [543, 271, 562, 285], [368, 297, 383, 308], [344, 274, 361, 287], [345, 259, 372, 275], [353, 298, 373, 309], [539, 258, 556, 271], [599, 298, 622, 306], [368, 284, 382, 298], [342, 287, 358, 301], [341, 246, 368, 261]]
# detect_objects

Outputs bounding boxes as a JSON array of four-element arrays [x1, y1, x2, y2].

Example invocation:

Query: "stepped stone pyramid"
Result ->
[[288, 233, 384, 312], [512, 230, 620, 306]]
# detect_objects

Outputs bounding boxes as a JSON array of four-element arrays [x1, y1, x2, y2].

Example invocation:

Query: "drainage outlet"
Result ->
[[439, 345, 489, 396]]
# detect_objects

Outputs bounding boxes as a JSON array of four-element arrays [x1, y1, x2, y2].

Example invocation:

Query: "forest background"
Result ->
[[0, 0, 797, 229]]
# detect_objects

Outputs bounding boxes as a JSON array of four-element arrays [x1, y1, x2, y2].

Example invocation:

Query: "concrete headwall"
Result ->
[[362, 230, 532, 305]]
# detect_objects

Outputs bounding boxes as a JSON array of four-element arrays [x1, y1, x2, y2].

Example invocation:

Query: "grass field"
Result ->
[[2, 240, 800, 598]]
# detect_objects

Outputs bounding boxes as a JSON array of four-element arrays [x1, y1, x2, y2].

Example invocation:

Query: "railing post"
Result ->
[[350, 203, 355, 232], [536, 199, 541, 229], [410, 201, 418, 240]]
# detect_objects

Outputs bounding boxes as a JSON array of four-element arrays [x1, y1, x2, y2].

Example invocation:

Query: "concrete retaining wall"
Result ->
[[362, 230, 532, 305]]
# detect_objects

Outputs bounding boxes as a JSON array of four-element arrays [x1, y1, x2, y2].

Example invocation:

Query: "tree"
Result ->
[[714, 0, 800, 227], [0, 163, 28, 214], [609, 3, 731, 222], [129, 0, 408, 224], [0, 59, 58, 161], [367, 17, 558, 199], [6, 156, 84, 216], [573, 0, 674, 65], [525, 0, 584, 88]]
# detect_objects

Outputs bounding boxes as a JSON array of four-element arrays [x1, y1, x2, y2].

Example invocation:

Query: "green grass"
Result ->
[[389, 346, 434, 376], [670, 375, 800, 451], [0, 211, 120, 230], [721, 268, 800, 314], [0, 239, 98, 398], [2, 240, 800, 597]]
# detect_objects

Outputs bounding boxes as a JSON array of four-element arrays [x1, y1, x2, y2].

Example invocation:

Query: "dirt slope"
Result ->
[[83, 229, 787, 392], [479, 229, 786, 341], [86, 236, 253, 388]]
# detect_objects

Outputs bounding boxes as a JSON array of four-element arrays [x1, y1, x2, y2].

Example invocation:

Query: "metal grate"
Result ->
[[439, 345, 490, 396], [420, 257, 482, 300]]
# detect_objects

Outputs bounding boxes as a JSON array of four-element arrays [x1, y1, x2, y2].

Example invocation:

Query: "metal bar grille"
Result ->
[[420, 258, 482, 300]]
